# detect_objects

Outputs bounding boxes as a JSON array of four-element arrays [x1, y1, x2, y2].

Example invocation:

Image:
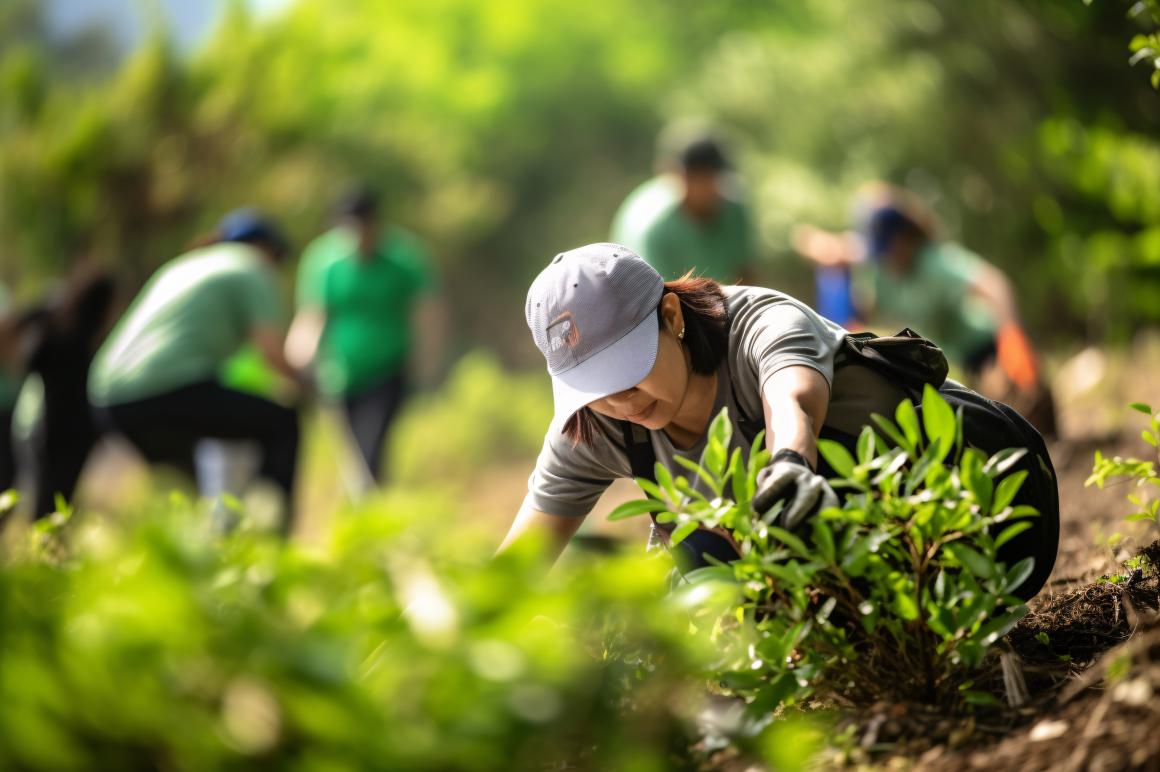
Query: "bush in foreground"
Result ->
[[0, 492, 733, 771], [613, 386, 1039, 714]]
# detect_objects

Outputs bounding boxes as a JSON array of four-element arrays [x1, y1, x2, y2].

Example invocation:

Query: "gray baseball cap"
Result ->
[[526, 243, 664, 421]]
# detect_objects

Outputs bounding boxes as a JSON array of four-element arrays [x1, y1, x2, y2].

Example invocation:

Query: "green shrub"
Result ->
[[1086, 402, 1160, 527], [0, 492, 719, 771], [387, 351, 553, 487], [612, 386, 1038, 713]]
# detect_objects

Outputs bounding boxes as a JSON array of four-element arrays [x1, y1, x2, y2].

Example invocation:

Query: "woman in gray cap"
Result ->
[[500, 243, 1058, 600]]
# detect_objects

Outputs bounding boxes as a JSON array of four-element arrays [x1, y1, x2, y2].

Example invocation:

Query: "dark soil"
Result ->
[[897, 428, 1160, 771]]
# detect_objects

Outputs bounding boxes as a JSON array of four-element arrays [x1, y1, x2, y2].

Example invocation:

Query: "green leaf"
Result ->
[[1126, 511, 1158, 523], [954, 405, 965, 459], [896, 398, 922, 450], [962, 689, 1001, 706], [1130, 402, 1153, 415], [945, 543, 994, 580], [922, 384, 955, 461], [608, 498, 670, 521], [982, 448, 1028, 478], [1004, 558, 1035, 594], [634, 478, 665, 500], [673, 455, 723, 498], [871, 412, 911, 454], [976, 604, 1029, 646], [768, 526, 810, 559], [746, 672, 802, 715], [669, 521, 699, 546], [1143, 430, 1157, 448], [655, 462, 678, 500], [856, 426, 877, 465], [817, 439, 856, 480], [960, 448, 992, 510], [993, 521, 1033, 550], [684, 565, 738, 584], [729, 449, 750, 507], [718, 670, 763, 691], [812, 519, 835, 564], [992, 470, 1028, 515]]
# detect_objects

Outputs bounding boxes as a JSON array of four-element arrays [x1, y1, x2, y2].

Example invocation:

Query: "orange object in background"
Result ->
[[997, 322, 1039, 391]]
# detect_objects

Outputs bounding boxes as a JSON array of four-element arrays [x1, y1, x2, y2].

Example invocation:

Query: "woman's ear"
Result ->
[[659, 292, 683, 336]]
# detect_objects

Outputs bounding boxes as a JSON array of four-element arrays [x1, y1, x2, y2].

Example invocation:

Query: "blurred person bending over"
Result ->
[[611, 134, 756, 283], [88, 210, 302, 534], [793, 184, 1054, 434], [286, 186, 442, 489]]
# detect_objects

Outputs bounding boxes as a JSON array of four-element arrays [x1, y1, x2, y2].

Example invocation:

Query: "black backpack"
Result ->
[[619, 329, 1059, 600]]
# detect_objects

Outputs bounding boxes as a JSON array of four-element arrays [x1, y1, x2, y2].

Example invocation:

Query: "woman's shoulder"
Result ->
[[722, 284, 834, 328]]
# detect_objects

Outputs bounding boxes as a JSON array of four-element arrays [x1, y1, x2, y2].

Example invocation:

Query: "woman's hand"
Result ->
[[756, 366, 835, 528], [752, 449, 838, 530]]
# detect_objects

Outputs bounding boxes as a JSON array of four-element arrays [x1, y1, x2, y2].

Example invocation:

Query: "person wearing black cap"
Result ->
[[286, 185, 441, 490], [88, 209, 302, 533], [611, 133, 756, 283]]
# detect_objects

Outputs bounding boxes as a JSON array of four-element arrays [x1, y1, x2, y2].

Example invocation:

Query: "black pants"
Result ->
[[30, 405, 99, 519], [342, 371, 407, 484], [0, 409, 14, 494], [95, 382, 300, 533]]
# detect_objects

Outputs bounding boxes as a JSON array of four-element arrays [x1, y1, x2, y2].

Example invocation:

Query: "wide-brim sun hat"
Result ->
[[525, 243, 664, 422]]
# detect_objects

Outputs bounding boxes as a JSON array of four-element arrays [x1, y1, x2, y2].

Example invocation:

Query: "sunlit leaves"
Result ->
[[625, 389, 1041, 714]]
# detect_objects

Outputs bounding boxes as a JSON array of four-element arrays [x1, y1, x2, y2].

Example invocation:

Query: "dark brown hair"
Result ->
[[561, 274, 728, 445]]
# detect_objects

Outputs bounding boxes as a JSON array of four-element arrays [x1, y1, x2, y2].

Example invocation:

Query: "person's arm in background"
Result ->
[[495, 502, 585, 565], [965, 259, 1019, 327], [791, 224, 864, 269], [284, 307, 326, 372], [964, 258, 1039, 390], [253, 324, 303, 385]]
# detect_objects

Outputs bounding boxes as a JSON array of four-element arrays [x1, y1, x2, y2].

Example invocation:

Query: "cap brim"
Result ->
[[549, 312, 658, 422]]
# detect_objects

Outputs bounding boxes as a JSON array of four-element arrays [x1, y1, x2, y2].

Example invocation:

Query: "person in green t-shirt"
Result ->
[[610, 135, 755, 283], [89, 209, 303, 533], [793, 183, 1053, 434], [286, 186, 442, 487]]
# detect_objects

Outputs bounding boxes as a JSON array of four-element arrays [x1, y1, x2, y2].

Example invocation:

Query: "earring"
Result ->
[[678, 327, 686, 340]]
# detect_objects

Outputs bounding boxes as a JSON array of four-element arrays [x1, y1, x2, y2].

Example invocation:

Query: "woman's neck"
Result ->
[[663, 368, 719, 450]]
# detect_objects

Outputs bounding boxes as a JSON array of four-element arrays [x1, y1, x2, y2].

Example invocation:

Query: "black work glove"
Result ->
[[751, 449, 839, 531]]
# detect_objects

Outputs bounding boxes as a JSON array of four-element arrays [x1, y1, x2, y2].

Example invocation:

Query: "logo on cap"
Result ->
[[547, 311, 580, 352]]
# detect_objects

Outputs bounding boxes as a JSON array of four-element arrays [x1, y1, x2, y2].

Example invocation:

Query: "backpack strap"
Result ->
[[618, 420, 673, 538], [619, 420, 657, 490]]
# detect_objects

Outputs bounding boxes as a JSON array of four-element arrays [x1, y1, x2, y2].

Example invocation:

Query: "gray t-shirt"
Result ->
[[524, 285, 911, 517]]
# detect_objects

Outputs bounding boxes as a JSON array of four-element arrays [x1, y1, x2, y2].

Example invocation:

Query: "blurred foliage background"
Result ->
[[2, 0, 1158, 359]]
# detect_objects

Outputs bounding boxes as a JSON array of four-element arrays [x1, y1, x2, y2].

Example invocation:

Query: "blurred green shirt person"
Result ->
[[858, 240, 996, 365], [89, 210, 303, 534], [90, 242, 285, 406], [296, 224, 435, 398], [287, 185, 442, 489], [610, 136, 754, 282]]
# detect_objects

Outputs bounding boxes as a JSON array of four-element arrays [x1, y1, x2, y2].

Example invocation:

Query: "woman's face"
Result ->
[[586, 294, 689, 430]]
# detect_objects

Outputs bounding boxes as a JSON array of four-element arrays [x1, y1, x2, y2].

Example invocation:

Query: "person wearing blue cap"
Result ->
[[89, 209, 302, 533], [497, 243, 1059, 599], [792, 184, 1052, 434]]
